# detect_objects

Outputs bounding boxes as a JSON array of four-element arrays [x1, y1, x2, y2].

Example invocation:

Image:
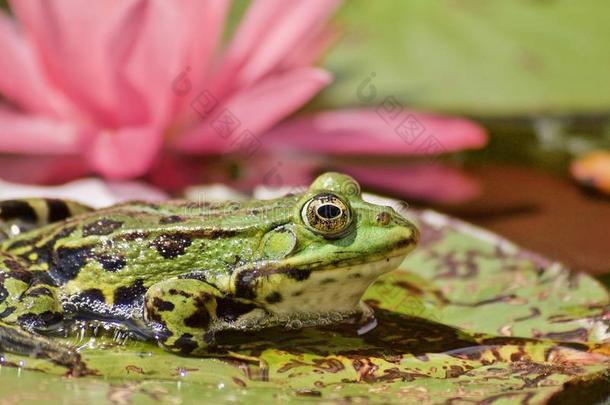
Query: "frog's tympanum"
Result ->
[[0, 173, 419, 374]]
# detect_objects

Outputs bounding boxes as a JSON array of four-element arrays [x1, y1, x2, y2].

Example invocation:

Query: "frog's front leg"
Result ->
[[144, 278, 226, 355], [0, 253, 85, 375]]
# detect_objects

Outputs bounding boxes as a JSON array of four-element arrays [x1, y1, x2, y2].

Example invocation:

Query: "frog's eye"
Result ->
[[301, 193, 352, 238]]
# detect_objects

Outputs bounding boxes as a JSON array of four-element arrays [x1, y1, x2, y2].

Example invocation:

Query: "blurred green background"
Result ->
[[323, 0, 610, 115]]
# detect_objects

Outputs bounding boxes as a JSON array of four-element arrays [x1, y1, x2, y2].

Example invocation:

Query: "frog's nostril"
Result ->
[[376, 211, 391, 226]]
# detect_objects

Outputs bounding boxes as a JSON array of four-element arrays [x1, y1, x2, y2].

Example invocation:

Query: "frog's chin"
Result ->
[[262, 254, 407, 316]]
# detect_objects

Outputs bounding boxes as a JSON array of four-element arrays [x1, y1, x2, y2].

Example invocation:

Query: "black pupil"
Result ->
[[317, 204, 341, 219]]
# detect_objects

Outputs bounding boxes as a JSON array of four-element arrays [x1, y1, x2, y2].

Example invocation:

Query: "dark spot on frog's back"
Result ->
[[50, 244, 94, 281], [23, 225, 76, 266], [114, 279, 147, 307], [150, 233, 192, 259], [159, 215, 184, 224], [82, 219, 124, 236], [97, 253, 127, 272], [46, 199, 70, 222], [74, 288, 106, 306], [117, 230, 151, 242], [0, 200, 37, 222]]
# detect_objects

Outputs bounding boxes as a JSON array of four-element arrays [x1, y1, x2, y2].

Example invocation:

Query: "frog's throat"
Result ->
[[228, 254, 407, 326]]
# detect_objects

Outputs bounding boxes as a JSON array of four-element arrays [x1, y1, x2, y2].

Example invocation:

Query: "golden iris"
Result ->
[[301, 193, 352, 238]]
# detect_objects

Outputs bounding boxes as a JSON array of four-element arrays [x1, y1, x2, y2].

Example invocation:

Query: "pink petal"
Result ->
[[173, 0, 230, 101], [263, 109, 487, 155], [213, 0, 340, 95], [107, 0, 189, 126], [9, 0, 126, 124], [0, 11, 76, 117], [279, 24, 340, 71], [336, 163, 481, 203], [84, 126, 164, 179], [0, 155, 87, 185], [173, 68, 332, 153], [0, 107, 80, 154]]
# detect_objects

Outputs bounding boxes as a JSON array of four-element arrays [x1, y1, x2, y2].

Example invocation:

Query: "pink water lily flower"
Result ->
[[0, 0, 486, 201]]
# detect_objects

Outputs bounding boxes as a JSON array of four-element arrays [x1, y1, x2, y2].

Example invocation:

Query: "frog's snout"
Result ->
[[376, 207, 420, 255]]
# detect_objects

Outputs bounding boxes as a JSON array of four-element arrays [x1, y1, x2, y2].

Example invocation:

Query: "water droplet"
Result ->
[[331, 312, 344, 322], [178, 368, 187, 378], [0, 355, 5, 363], [217, 382, 225, 390], [287, 320, 302, 329], [18, 360, 25, 367]]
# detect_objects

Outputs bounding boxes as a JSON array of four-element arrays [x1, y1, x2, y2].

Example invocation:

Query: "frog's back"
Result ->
[[1, 197, 299, 288]]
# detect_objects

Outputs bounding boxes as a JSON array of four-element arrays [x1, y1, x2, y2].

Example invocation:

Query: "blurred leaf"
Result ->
[[318, 0, 610, 116]]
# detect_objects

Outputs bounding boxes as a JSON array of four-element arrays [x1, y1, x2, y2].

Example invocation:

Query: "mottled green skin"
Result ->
[[0, 173, 418, 368]]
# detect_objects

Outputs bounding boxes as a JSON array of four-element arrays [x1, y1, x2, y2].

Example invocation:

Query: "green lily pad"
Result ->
[[1, 207, 608, 404]]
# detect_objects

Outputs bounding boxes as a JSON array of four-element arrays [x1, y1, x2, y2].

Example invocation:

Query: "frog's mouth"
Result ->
[[286, 238, 417, 276]]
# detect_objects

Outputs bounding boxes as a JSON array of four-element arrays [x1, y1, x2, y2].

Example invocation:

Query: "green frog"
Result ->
[[0, 172, 419, 375]]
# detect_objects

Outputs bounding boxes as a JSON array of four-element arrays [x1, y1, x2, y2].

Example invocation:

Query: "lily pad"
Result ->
[[0, 204, 608, 404]]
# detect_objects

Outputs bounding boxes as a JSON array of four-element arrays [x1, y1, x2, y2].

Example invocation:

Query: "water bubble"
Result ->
[[287, 320, 302, 329], [331, 312, 344, 322]]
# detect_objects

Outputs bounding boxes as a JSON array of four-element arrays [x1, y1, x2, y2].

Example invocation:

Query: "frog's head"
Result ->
[[293, 172, 419, 269], [235, 172, 419, 315]]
